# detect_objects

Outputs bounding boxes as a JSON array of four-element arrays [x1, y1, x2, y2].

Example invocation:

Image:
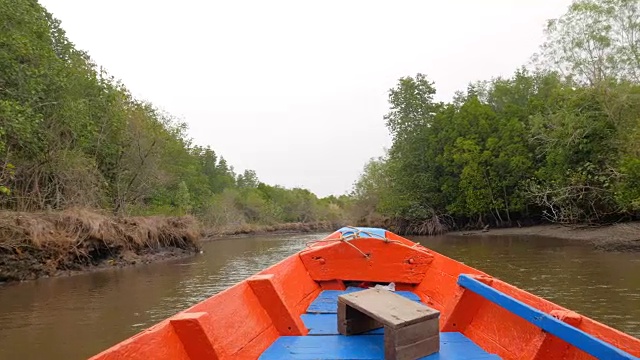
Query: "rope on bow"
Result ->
[[304, 226, 404, 258]]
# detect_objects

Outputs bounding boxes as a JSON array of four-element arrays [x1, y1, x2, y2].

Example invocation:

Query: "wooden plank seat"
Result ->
[[338, 288, 441, 360], [307, 288, 422, 314]]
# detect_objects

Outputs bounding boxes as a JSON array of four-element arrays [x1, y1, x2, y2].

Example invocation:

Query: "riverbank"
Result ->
[[0, 209, 343, 282], [4, 209, 638, 283], [453, 222, 640, 252], [0, 209, 201, 282], [202, 221, 337, 239]]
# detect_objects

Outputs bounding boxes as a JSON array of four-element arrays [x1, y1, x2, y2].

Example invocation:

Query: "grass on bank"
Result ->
[[0, 208, 201, 281]]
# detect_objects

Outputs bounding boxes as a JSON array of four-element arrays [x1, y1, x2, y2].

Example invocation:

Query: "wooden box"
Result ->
[[338, 288, 440, 360]]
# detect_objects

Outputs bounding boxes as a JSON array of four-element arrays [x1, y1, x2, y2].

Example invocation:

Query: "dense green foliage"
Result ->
[[352, 0, 640, 233], [5, 0, 639, 235], [0, 0, 346, 227]]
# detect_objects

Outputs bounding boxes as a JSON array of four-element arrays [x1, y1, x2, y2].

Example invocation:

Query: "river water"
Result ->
[[0, 233, 639, 359]]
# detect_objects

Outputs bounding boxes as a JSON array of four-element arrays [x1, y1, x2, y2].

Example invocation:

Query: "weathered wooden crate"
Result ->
[[338, 288, 440, 360]]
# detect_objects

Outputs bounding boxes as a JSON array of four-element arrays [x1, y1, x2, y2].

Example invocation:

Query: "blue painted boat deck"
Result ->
[[260, 287, 501, 359]]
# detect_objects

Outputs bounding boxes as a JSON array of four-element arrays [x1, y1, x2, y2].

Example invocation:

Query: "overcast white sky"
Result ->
[[39, 0, 573, 198]]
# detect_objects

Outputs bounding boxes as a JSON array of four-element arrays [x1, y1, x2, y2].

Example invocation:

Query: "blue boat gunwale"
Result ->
[[458, 274, 638, 360]]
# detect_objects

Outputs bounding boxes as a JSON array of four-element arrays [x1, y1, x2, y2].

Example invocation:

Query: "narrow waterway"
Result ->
[[0, 232, 638, 359]]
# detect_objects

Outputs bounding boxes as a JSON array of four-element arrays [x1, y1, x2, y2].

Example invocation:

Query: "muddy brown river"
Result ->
[[0, 233, 639, 359]]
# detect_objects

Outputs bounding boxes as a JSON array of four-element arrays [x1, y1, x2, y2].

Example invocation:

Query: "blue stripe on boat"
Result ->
[[458, 274, 638, 360], [305, 287, 421, 314], [259, 332, 501, 359]]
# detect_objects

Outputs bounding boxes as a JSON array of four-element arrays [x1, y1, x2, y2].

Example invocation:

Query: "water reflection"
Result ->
[[0, 232, 637, 360]]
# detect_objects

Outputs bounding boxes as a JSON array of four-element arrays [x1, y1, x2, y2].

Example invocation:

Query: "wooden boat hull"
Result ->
[[90, 227, 640, 359]]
